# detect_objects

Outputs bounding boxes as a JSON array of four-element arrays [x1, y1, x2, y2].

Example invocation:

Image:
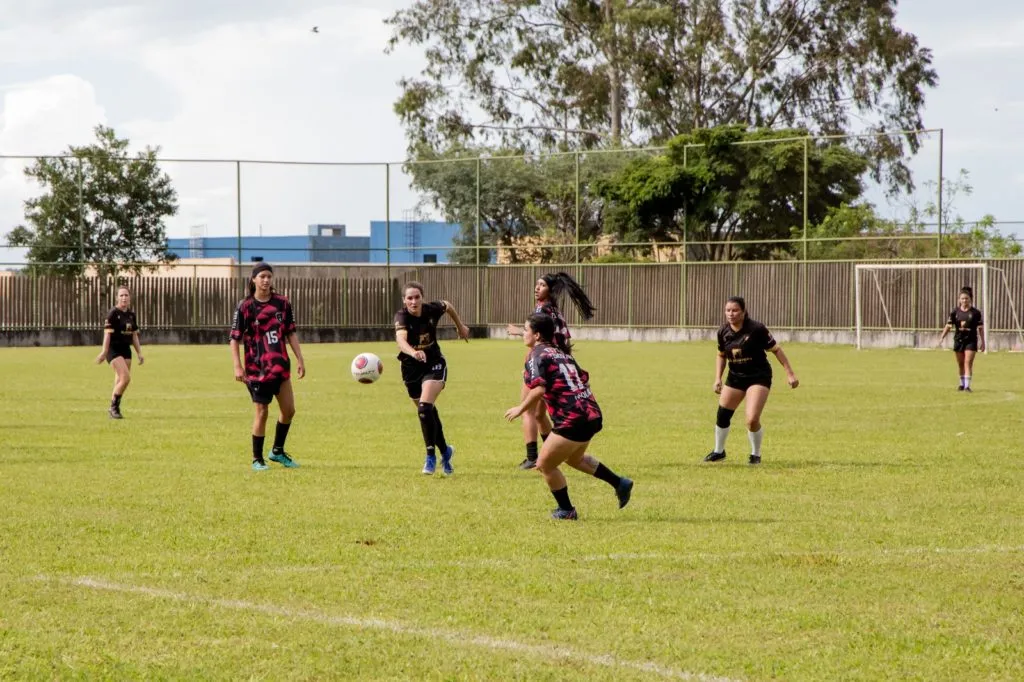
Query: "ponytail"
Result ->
[[542, 272, 596, 320]]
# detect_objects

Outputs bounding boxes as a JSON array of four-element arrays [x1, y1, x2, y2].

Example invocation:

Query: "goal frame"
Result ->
[[854, 262, 988, 352]]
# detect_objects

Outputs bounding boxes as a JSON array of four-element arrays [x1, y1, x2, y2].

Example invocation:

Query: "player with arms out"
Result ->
[[95, 285, 144, 419], [395, 282, 470, 476], [938, 286, 985, 391], [230, 263, 305, 471], [505, 313, 632, 520], [704, 296, 798, 465], [505, 272, 596, 470]]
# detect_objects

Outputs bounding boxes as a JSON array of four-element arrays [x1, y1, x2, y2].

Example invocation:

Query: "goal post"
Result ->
[[854, 262, 989, 351]]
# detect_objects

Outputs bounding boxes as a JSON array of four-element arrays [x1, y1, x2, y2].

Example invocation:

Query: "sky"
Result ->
[[1, 0, 1022, 265]]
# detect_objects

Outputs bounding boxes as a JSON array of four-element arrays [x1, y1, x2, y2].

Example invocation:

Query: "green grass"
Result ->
[[1, 339, 1023, 681]]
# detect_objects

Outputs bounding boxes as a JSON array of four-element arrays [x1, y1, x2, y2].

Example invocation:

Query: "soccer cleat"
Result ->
[[964, 387, 973, 393], [108, 406, 123, 419], [749, 454, 761, 465], [518, 457, 537, 470], [703, 450, 726, 462], [269, 450, 299, 468], [422, 452, 437, 475], [958, 385, 965, 391], [551, 507, 578, 520], [441, 445, 455, 476], [252, 460, 269, 471], [616, 478, 634, 509]]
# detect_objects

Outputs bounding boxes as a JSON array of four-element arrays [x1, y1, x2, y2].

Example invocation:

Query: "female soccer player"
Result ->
[[938, 286, 985, 391], [95, 286, 144, 419], [394, 281, 470, 476], [703, 296, 798, 465], [230, 262, 306, 471], [506, 272, 596, 470], [504, 313, 632, 520]]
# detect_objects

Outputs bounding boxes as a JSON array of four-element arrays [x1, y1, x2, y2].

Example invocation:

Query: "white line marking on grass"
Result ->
[[57, 576, 739, 682]]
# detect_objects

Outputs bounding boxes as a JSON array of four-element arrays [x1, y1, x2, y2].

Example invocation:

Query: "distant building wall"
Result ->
[[369, 221, 463, 264]]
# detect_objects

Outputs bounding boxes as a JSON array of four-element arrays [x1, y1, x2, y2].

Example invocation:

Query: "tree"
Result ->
[[406, 144, 629, 263], [595, 125, 869, 260], [386, 0, 936, 190], [7, 125, 179, 277], [803, 170, 1022, 260]]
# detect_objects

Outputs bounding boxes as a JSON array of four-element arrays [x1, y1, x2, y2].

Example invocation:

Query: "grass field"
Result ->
[[1, 339, 1022, 681]]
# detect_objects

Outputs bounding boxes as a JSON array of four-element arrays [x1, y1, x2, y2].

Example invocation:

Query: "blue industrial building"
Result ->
[[167, 221, 468, 264], [369, 220, 463, 264], [167, 224, 371, 263]]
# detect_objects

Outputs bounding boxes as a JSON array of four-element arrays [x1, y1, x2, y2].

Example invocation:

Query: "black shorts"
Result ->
[[401, 358, 448, 400], [725, 373, 772, 391], [553, 418, 603, 443], [953, 338, 978, 353], [247, 378, 284, 405], [107, 348, 132, 363]]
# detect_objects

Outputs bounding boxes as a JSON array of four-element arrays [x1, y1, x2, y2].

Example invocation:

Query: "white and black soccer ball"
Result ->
[[351, 352, 383, 384]]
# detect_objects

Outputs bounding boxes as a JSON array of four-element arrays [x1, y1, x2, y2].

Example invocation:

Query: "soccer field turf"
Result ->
[[1, 340, 1022, 681]]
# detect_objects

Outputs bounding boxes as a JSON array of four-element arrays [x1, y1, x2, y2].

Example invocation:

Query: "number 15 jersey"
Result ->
[[523, 343, 601, 430], [230, 293, 297, 383]]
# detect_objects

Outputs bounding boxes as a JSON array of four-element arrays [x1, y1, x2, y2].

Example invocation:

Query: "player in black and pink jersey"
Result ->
[[230, 263, 306, 471], [95, 285, 144, 419], [504, 313, 632, 520], [704, 296, 798, 465], [505, 272, 596, 471], [394, 281, 470, 476], [937, 286, 986, 392]]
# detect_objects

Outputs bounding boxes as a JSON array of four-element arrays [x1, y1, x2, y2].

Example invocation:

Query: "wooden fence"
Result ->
[[2, 260, 1022, 332]]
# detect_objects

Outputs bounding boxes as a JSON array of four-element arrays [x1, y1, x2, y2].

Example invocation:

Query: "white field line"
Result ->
[[269, 544, 1024, 574], [56, 576, 739, 682]]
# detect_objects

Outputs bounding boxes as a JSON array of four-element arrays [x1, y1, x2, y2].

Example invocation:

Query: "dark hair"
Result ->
[[404, 281, 425, 296], [541, 272, 596, 320], [526, 313, 556, 343], [960, 286, 973, 300], [247, 262, 274, 297], [726, 296, 746, 312]]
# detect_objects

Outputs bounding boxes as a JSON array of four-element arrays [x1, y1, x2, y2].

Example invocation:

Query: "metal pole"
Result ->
[[476, 158, 481, 266], [235, 161, 243, 286], [802, 137, 809, 261], [77, 158, 85, 264], [982, 263, 989, 354], [937, 128, 944, 259], [855, 266, 862, 349], [385, 164, 391, 284], [574, 151, 581, 266]]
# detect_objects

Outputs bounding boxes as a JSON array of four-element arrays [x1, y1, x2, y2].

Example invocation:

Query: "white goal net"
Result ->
[[854, 263, 1024, 351]]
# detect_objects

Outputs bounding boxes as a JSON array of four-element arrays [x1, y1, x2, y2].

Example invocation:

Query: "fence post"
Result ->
[[937, 128, 944, 258], [77, 159, 85, 263], [191, 264, 198, 327], [627, 263, 633, 329], [574, 152, 581, 266], [385, 164, 392, 284], [803, 137, 809, 262], [235, 161, 243, 285]]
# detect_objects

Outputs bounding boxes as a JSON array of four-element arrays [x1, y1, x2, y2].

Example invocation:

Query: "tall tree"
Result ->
[[7, 125, 179, 277], [386, 0, 937, 190], [595, 125, 869, 260]]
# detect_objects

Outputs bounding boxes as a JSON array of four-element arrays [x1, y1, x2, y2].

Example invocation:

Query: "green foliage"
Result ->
[[7, 125, 178, 278], [595, 125, 868, 260], [804, 169, 1022, 260], [386, 0, 937, 190]]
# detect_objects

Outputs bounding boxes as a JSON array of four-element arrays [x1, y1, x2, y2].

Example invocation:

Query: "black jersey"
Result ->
[[394, 301, 448, 365], [948, 306, 983, 344], [104, 307, 138, 354], [717, 318, 776, 379], [536, 301, 571, 353]]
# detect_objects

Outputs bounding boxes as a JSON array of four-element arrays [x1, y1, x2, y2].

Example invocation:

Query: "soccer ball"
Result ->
[[351, 352, 383, 384]]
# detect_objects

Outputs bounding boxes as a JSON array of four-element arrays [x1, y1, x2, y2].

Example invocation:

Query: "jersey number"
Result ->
[[265, 331, 280, 345], [558, 363, 584, 392]]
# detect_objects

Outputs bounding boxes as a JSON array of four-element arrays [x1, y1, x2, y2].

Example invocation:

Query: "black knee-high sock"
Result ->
[[252, 435, 265, 463], [111, 394, 122, 408], [432, 408, 449, 454], [273, 421, 291, 452], [525, 441, 538, 462], [552, 486, 573, 511], [593, 462, 622, 489], [417, 402, 435, 453]]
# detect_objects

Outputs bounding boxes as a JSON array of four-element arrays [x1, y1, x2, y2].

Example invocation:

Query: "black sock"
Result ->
[[273, 421, 291, 452], [593, 463, 622, 489], [252, 435, 265, 463], [112, 394, 122, 408], [552, 486, 573, 511], [526, 441, 538, 462], [432, 409, 449, 454], [417, 402, 435, 450]]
